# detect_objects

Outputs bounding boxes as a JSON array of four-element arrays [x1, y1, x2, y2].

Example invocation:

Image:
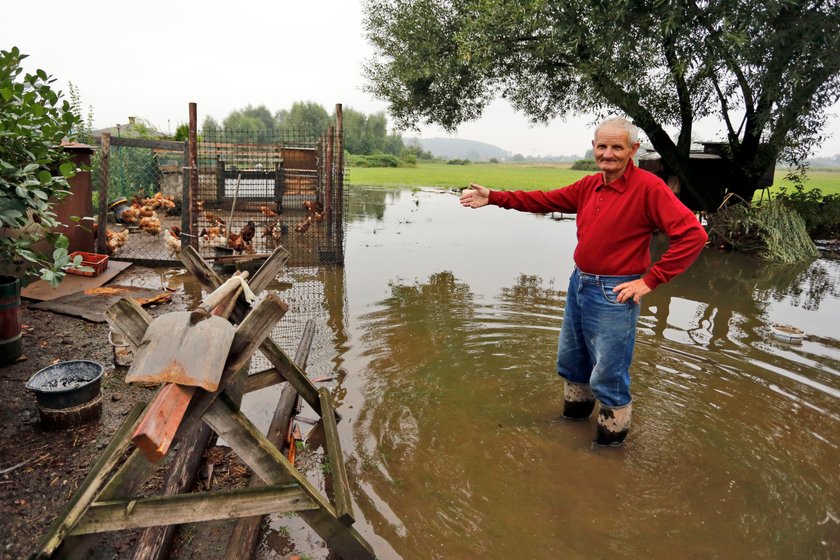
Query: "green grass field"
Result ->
[[347, 161, 840, 198], [346, 162, 590, 190]]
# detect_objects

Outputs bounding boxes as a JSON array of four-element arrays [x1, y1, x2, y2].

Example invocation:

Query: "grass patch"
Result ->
[[347, 161, 840, 198], [346, 161, 590, 190]]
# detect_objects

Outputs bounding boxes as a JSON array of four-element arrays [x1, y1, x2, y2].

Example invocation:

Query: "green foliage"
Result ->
[[570, 160, 599, 171], [775, 184, 840, 238], [0, 47, 84, 285], [707, 199, 819, 263], [446, 159, 470, 165], [364, 0, 840, 206], [173, 123, 189, 141], [347, 153, 402, 167]]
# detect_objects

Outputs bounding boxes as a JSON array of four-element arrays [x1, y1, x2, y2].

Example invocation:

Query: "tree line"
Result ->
[[200, 101, 429, 160]]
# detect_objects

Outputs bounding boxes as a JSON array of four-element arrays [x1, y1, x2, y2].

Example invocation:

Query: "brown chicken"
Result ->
[[239, 220, 256, 245], [295, 216, 312, 233]]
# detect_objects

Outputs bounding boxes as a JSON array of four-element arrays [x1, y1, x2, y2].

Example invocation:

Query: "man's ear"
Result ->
[[630, 142, 641, 156]]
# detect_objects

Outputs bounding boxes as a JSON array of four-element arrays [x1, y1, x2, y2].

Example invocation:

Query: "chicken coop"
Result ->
[[94, 109, 346, 268]]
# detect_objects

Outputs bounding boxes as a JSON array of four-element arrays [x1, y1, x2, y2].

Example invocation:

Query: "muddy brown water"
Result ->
[[141, 186, 840, 559]]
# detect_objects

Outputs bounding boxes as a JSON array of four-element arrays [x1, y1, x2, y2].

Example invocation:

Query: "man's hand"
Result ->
[[613, 278, 652, 304], [460, 183, 490, 208]]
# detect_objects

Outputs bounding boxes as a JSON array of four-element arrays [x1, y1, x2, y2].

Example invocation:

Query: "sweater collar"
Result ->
[[598, 159, 636, 193]]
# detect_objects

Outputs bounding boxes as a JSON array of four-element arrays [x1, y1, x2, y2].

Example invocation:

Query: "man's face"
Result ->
[[592, 125, 640, 179]]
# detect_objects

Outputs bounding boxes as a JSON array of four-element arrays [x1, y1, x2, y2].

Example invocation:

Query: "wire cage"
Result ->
[[189, 127, 345, 268], [94, 122, 345, 268]]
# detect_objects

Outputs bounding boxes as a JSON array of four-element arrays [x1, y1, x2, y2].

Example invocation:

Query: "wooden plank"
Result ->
[[257, 339, 322, 417], [131, 384, 196, 462], [55, 448, 158, 559], [243, 366, 283, 394], [203, 395, 376, 560], [225, 319, 316, 560], [109, 136, 185, 151], [96, 133, 110, 256], [105, 297, 153, 347], [244, 245, 290, 296], [71, 484, 316, 534], [319, 388, 354, 525], [31, 403, 146, 559]]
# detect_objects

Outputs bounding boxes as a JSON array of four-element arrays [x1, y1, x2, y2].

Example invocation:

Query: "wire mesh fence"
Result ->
[[95, 125, 345, 269], [91, 117, 347, 350]]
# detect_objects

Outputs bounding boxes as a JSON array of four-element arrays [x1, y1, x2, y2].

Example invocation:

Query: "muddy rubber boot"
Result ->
[[562, 381, 596, 420], [594, 402, 632, 447]]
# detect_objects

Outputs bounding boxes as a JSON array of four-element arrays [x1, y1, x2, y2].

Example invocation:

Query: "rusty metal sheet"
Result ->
[[29, 284, 172, 323]]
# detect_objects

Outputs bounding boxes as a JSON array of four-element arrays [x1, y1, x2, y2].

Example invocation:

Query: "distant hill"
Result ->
[[406, 137, 510, 161]]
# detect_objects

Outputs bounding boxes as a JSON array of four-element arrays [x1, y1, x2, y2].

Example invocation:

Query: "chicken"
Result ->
[[164, 228, 181, 256], [104, 228, 129, 255], [239, 220, 256, 246], [263, 220, 286, 241], [227, 233, 246, 254], [260, 205, 279, 218], [295, 216, 312, 233], [312, 211, 325, 223], [138, 205, 156, 218], [204, 211, 226, 226], [139, 216, 161, 235], [303, 200, 323, 215], [120, 206, 140, 225]]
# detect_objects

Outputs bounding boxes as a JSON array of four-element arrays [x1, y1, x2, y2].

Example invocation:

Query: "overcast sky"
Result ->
[[7, 0, 840, 158]]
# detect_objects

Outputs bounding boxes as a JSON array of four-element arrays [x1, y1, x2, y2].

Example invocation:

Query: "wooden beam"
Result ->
[[104, 298, 152, 347], [319, 388, 354, 525], [109, 136, 185, 151], [71, 484, 316, 535], [31, 403, 146, 559], [246, 245, 291, 295], [225, 319, 316, 560], [96, 133, 110, 256], [203, 395, 375, 560], [55, 448, 159, 559], [243, 367, 284, 394]]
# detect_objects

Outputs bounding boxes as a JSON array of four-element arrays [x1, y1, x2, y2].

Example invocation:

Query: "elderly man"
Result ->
[[460, 117, 707, 446]]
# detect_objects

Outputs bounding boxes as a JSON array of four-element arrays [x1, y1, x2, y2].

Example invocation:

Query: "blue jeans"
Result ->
[[556, 267, 641, 408]]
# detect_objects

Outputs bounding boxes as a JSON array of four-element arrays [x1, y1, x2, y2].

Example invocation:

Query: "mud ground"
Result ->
[[0, 267, 326, 560]]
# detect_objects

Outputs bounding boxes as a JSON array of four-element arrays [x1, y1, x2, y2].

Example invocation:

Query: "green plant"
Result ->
[[0, 47, 86, 285], [775, 183, 840, 238], [570, 159, 599, 171]]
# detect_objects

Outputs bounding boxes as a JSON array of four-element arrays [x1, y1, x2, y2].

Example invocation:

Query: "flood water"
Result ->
[[237, 186, 840, 559]]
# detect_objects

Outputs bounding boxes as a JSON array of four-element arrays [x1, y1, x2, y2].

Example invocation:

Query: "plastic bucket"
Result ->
[[0, 275, 22, 366]]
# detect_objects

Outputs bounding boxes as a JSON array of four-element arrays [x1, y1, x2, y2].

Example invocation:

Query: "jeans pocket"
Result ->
[[599, 282, 624, 305]]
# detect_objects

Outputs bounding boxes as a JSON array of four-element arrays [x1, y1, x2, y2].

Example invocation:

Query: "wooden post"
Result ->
[[224, 319, 316, 560], [96, 133, 110, 256], [335, 103, 345, 264], [319, 388, 354, 525], [181, 139, 191, 250], [188, 102, 198, 250], [324, 125, 334, 241]]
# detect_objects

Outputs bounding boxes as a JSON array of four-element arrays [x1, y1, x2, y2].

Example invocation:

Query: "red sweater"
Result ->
[[487, 160, 708, 289]]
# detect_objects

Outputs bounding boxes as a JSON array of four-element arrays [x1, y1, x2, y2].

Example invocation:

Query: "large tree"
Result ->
[[364, 0, 840, 208]]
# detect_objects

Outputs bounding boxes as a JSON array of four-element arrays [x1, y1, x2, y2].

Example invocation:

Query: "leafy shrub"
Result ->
[[0, 47, 83, 285], [775, 184, 840, 238], [347, 153, 401, 167], [571, 159, 599, 171], [446, 159, 470, 165]]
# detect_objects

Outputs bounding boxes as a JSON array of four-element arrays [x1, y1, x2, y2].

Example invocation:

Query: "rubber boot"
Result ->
[[594, 402, 632, 447], [562, 381, 596, 420]]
